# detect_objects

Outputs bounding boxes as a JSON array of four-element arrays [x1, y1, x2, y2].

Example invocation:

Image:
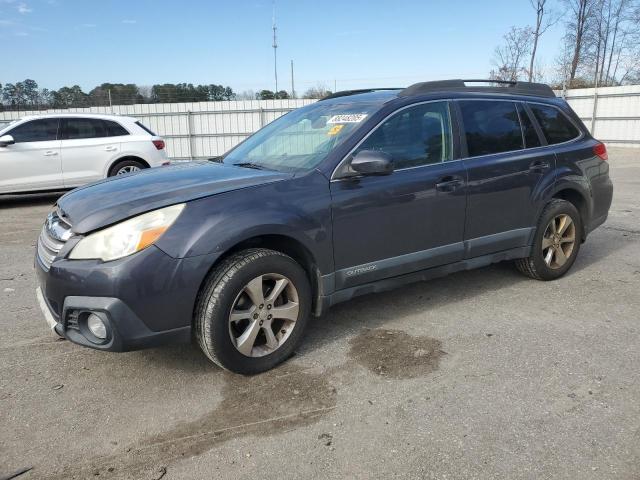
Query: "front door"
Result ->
[[0, 118, 62, 193], [330, 101, 467, 290]]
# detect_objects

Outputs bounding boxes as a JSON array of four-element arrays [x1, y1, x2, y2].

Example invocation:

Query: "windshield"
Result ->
[[223, 100, 384, 172], [0, 119, 20, 134]]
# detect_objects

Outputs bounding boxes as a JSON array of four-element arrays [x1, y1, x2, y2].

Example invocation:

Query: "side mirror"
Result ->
[[0, 135, 15, 147], [350, 150, 394, 176]]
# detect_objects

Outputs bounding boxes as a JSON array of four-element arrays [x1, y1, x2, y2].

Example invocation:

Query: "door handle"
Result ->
[[435, 175, 464, 192], [104, 146, 117, 152], [529, 160, 550, 172], [44, 150, 58, 156]]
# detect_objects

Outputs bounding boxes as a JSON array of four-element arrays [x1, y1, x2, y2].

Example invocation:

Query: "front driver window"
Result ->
[[353, 101, 452, 169], [8, 118, 59, 143]]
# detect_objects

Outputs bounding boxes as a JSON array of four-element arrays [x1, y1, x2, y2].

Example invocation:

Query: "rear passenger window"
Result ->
[[517, 103, 542, 148], [63, 118, 108, 140], [104, 120, 129, 137], [8, 118, 59, 143], [459, 101, 523, 156], [529, 104, 580, 144], [355, 101, 452, 169]]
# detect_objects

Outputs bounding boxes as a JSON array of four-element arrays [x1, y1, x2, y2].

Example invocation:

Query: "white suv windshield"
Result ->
[[223, 100, 385, 172]]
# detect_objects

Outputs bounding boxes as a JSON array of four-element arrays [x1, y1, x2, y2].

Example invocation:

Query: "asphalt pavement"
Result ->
[[1, 148, 639, 479]]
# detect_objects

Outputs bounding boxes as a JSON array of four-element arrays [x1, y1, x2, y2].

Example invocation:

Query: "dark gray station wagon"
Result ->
[[35, 80, 613, 374]]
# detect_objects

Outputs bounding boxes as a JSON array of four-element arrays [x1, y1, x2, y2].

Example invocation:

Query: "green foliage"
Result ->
[[150, 83, 236, 103], [89, 83, 143, 106], [52, 85, 89, 108], [256, 89, 276, 100], [0, 79, 238, 110]]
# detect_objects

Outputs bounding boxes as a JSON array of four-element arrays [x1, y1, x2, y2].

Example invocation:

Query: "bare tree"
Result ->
[[563, 0, 598, 84], [490, 26, 534, 81], [566, 0, 640, 86], [528, 0, 560, 81], [302, 84, 333, 99]]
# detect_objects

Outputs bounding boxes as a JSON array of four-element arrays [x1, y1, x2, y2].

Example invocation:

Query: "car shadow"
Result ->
[[301, 237, 624, 356], [565, 227, 629, 274], [301, 262, 525, 355], [0, 191, 65, 209], [133, 240, 623, 372]]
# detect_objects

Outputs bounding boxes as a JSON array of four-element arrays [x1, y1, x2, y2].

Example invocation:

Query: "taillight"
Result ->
[[593, 142, 608, 161], [152, 139, 165, 150]]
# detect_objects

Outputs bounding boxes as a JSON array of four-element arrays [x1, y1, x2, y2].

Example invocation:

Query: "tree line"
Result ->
[[0, 80, 333, 111], [491, 0, 640, 88]]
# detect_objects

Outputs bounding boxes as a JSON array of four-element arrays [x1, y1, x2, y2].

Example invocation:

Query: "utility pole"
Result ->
[[272, 4, 278, 94], [290, 60, 295, 98], [108, 89, 113, 113]]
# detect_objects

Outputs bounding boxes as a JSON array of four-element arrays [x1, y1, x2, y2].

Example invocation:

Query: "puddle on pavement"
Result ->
[[348, 328, 444, 379], [45, 364, 337, 479]]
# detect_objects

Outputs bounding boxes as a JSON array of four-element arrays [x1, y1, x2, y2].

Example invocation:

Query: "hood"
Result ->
[[58, 161, 292, 233]]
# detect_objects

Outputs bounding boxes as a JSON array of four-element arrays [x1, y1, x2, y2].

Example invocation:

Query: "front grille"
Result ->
[[37, 207, 72, 271]]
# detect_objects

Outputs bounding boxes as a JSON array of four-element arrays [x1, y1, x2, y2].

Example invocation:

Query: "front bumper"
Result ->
[[35, 245, 217, 351]]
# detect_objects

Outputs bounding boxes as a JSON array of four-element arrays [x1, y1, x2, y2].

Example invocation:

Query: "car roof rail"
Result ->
[[321, 88, 402, 100], [398, 79, 556, 98]]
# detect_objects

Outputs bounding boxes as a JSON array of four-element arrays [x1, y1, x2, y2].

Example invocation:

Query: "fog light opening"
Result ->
[[87, 313, 107, 340]]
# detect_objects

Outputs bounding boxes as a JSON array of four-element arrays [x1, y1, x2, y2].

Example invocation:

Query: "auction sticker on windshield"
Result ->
[[327, 114, 368, 124]]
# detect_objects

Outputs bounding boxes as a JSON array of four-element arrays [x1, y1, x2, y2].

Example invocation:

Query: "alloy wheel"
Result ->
[[541, 214, 576, 269], [228, 273, 299, 357], [116, 165, 140, 175]]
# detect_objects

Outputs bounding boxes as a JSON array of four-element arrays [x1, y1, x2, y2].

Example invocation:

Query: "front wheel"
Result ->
[[194, 248, 311, 374], [515, 199, 582, 281]]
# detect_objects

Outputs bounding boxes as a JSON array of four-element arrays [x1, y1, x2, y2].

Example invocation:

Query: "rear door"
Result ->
[[59, 118, 121, 187], [330, 101, 468, 289], [0, 118, 62, 193], [457, 99, 555, 257]]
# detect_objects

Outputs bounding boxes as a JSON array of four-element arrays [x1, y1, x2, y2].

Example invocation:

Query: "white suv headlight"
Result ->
[[69, 204, 185, 261]]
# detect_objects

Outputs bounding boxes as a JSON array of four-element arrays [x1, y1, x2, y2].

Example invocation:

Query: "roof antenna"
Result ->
[[272, 1, 278, 94]]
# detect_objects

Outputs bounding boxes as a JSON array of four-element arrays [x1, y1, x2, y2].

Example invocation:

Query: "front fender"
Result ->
[[155, 171, 334, 274]]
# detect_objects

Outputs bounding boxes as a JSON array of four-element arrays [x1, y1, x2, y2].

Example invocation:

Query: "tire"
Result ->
[[515, 199, 582, 281], [194, 248, 311, 375], [108, 159, 146, 177]]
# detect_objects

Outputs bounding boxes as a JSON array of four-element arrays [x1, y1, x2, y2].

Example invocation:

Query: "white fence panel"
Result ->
[[560, 84, 640, 147]]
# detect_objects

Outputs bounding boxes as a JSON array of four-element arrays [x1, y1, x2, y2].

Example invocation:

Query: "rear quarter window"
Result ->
[[529, 104, 580, 144], [104, 120, 129, 137]]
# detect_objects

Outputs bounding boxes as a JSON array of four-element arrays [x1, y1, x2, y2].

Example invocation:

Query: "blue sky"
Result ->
[[0, 0, 566, 93]]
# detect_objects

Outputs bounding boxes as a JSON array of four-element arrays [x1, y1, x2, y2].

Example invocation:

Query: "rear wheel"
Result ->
[[109, 159, 146, 177], [515, 199, 582, 280], [194, 248, 311, 374]]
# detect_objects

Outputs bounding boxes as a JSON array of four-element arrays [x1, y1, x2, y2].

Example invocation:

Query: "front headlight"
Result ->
[[69, 204, 185, 261]]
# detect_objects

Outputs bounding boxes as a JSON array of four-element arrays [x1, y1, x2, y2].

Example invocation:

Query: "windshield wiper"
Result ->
[[233, 162, 270, 170]]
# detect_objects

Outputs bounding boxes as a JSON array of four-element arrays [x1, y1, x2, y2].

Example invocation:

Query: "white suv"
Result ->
[[0, 113, 170, 194]]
